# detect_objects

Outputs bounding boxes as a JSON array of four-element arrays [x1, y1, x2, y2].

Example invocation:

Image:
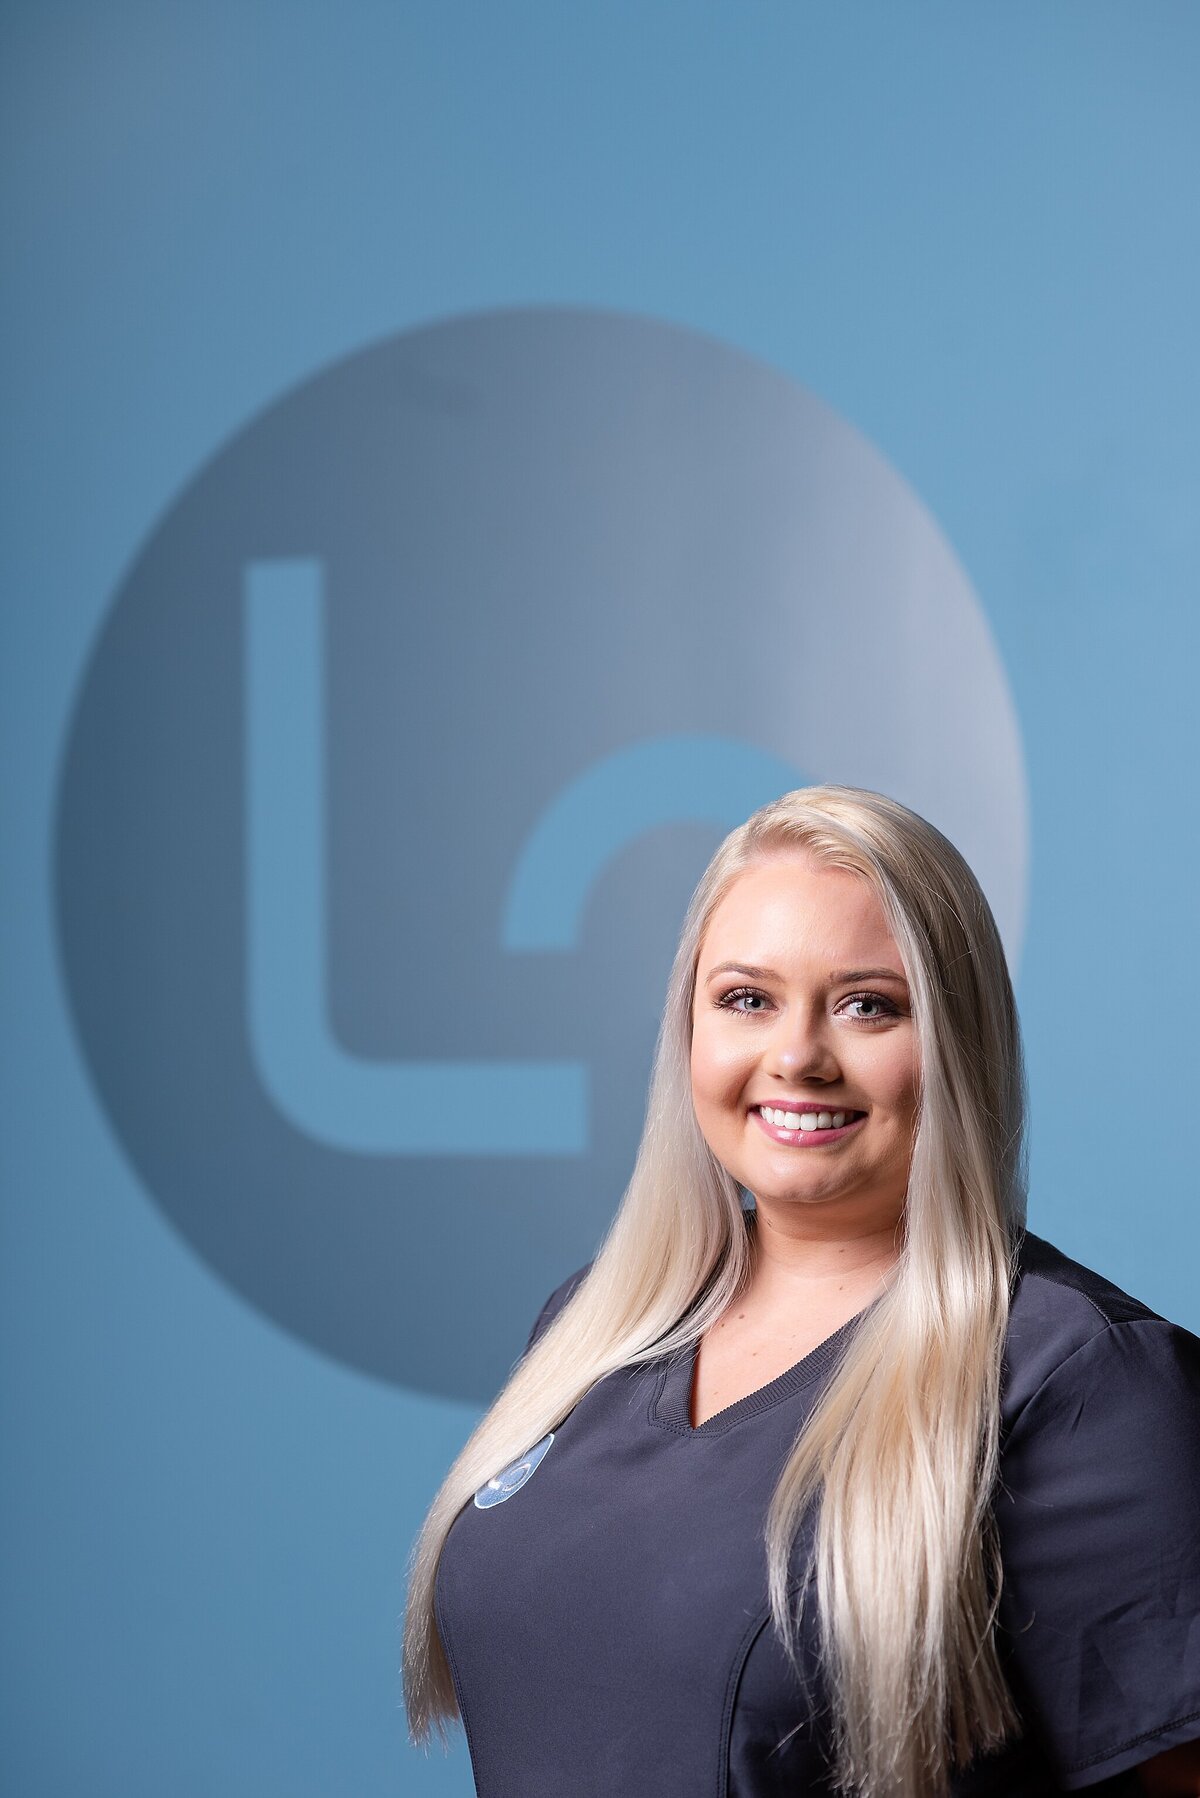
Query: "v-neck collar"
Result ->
[[650, 1303, 876, 1438]]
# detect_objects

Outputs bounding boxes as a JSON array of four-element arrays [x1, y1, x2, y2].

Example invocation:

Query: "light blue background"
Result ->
[[4, 4, 1199, 1793]]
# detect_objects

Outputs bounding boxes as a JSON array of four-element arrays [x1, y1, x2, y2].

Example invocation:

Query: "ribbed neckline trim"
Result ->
[[652, 1301, 878, 1438]]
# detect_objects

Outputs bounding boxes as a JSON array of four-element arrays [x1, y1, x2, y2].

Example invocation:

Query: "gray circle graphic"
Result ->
[[55, 307, 1027, 1401]]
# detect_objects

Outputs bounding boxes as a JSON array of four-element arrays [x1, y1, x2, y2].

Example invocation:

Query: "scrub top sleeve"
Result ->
[[996, 1316, 1200, 1790], [522, 1262, 593, 1356]]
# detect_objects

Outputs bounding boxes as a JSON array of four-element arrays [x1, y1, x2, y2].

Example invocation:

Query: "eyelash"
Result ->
[[714, 987, 900, 1024]]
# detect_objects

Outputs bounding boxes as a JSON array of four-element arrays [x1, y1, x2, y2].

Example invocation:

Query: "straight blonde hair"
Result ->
[[403, 785, 1027, 1797]]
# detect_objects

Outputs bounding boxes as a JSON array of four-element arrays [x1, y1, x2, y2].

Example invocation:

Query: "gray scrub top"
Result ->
[[434, 1230, 1200, 1795]]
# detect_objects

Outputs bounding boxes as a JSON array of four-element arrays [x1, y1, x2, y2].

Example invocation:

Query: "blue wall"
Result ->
[[4, 5, 1200, 1793]]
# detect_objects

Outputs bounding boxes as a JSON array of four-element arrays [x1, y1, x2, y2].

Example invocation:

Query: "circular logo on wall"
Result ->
[[54, 307, 1027, 1401]]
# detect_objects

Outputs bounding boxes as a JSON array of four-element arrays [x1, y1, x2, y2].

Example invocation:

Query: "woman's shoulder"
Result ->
[[1003, 1226, 1200, 1431], [996, 1231, 1200, 1788], [522, 1260, 594, 1354]]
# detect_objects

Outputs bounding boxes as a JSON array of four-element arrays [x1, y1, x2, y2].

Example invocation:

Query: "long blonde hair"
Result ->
[[403, 784, 1027, 1797]]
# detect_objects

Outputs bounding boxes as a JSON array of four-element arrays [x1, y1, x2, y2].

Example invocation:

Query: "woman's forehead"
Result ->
[[701, 860, 896, 962]]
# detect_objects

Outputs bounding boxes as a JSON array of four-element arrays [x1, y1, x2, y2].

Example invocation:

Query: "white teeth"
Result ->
[[761, 1107, 853, 1132]]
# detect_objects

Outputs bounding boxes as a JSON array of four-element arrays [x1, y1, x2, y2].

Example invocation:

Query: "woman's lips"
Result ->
[[751, 1106, 867, 1147]]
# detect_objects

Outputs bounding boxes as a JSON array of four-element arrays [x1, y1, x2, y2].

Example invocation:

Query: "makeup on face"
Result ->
[[750, 1104, 867, 1148], [689, 855, 919, 1219]]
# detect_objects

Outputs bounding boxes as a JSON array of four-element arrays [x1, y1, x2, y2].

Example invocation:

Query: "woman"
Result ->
[[403, 785, 1200, 1797]]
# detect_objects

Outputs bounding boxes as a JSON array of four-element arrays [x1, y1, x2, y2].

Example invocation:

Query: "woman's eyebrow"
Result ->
[[704, 961, 908, 985]]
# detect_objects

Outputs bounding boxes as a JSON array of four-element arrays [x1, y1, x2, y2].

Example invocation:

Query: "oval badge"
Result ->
[[473, 1432, 556, 1509]]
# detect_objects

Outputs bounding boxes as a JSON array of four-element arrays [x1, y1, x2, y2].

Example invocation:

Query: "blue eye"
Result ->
[[841, 993, 898, 1022], [715, 987, 770, 1014]]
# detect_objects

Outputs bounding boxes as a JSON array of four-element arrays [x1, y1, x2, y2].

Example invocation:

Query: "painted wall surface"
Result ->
[[4, 5, 1199, 1793]]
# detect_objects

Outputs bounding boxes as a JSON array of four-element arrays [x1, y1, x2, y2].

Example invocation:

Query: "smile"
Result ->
[[751, 1105, 867, 1147]]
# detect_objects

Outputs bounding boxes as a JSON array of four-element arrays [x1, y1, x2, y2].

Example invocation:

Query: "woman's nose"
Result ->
[[764, 1006, 840, 1079]]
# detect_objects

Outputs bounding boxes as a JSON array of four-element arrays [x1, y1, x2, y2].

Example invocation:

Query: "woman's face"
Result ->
[[689, 853, 919, 1233]]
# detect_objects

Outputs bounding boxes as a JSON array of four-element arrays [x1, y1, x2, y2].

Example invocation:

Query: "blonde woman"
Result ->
[[403, 786, 1200, 1797]]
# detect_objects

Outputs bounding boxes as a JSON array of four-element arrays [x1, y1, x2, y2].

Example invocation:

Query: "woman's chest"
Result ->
[[689, 1293, 878, 1429], [435, 1360, 830, 1797]]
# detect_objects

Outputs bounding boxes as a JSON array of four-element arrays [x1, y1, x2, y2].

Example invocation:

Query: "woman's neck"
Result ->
[[743, 1201, 903, 1303]]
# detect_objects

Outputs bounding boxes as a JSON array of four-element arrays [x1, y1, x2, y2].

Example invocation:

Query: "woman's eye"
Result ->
[[716, 987, 770, 1015], [842, 992, 896, 1022]]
